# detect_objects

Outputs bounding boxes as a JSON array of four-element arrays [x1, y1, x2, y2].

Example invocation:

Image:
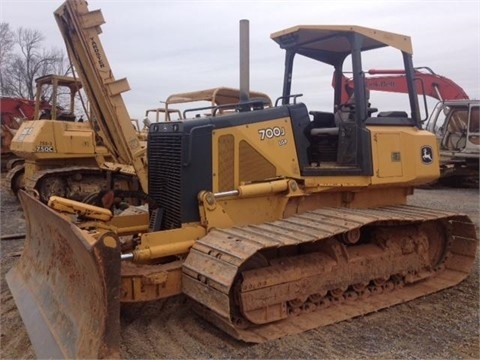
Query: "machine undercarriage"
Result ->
[[184, 206, 476, 341]]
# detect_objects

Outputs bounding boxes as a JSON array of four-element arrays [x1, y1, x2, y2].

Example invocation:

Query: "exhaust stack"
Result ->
[[239, 19, 250, 106]]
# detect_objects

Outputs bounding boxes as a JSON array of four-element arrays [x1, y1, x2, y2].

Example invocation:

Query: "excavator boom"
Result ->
[[337, 67, 470, 103]]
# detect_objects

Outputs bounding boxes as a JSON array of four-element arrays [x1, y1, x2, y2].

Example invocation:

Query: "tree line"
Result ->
[[0, 22, 70, 101]]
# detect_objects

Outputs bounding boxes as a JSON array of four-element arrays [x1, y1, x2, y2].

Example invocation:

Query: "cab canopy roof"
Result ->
[[271, 25, 412, 66], [165, 87, 272, 107], [35, 74, 83, 90]]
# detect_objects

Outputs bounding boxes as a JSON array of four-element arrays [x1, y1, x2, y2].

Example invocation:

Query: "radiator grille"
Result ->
[[218, 134, 235, 192], [148, 133, 182, 229], [239, 140, 276, 183]]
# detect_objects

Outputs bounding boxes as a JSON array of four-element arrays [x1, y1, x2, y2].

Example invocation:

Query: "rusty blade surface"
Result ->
[[6, 191, 121, 359]]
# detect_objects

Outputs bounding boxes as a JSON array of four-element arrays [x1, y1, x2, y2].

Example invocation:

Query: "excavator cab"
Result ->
[[426, 99, 480, 186], [428, 100, 480, 151]]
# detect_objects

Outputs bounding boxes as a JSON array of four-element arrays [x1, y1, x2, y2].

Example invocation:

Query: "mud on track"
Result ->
[[1, 175, 478, 359]]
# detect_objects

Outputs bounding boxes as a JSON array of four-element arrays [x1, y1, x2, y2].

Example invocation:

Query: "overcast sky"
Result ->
[[1, 0, 479, 119]]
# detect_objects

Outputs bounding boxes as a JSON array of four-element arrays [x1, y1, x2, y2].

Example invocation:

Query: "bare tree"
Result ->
[[0, 24, 70, 100], [0, 23, 15, 95]]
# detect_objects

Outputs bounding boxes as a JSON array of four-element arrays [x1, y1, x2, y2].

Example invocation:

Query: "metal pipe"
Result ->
[[239, 19, 250, 105], [121, 253, 134, 261], [214, 190, 239, 199]]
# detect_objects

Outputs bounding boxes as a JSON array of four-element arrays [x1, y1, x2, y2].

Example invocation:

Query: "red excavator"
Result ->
[[338, 67, 479, 187], [0, 97, 52, 171]]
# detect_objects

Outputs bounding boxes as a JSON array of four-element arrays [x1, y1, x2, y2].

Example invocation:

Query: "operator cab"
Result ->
[[34, 74, 84, 122], [271, 25, 422, 176], [426, 99, 480, 153]]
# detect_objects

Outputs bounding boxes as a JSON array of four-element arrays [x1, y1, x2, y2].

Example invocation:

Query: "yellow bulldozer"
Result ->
[[6, 0, 478, 359], [5, 73, 139, 203]]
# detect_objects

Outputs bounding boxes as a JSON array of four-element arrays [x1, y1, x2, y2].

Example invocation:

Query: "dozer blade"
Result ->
[[6, 191, 121, 359]]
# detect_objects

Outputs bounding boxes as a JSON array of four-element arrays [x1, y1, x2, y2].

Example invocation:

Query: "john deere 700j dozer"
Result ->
[[7, 0, 478, 358]]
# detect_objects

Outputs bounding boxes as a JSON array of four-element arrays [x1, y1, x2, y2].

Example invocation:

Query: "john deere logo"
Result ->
[[421, 146, 433, 164]]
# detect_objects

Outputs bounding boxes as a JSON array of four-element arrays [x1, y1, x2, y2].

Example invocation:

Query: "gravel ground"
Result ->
[[1, 177, 478, 359]]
